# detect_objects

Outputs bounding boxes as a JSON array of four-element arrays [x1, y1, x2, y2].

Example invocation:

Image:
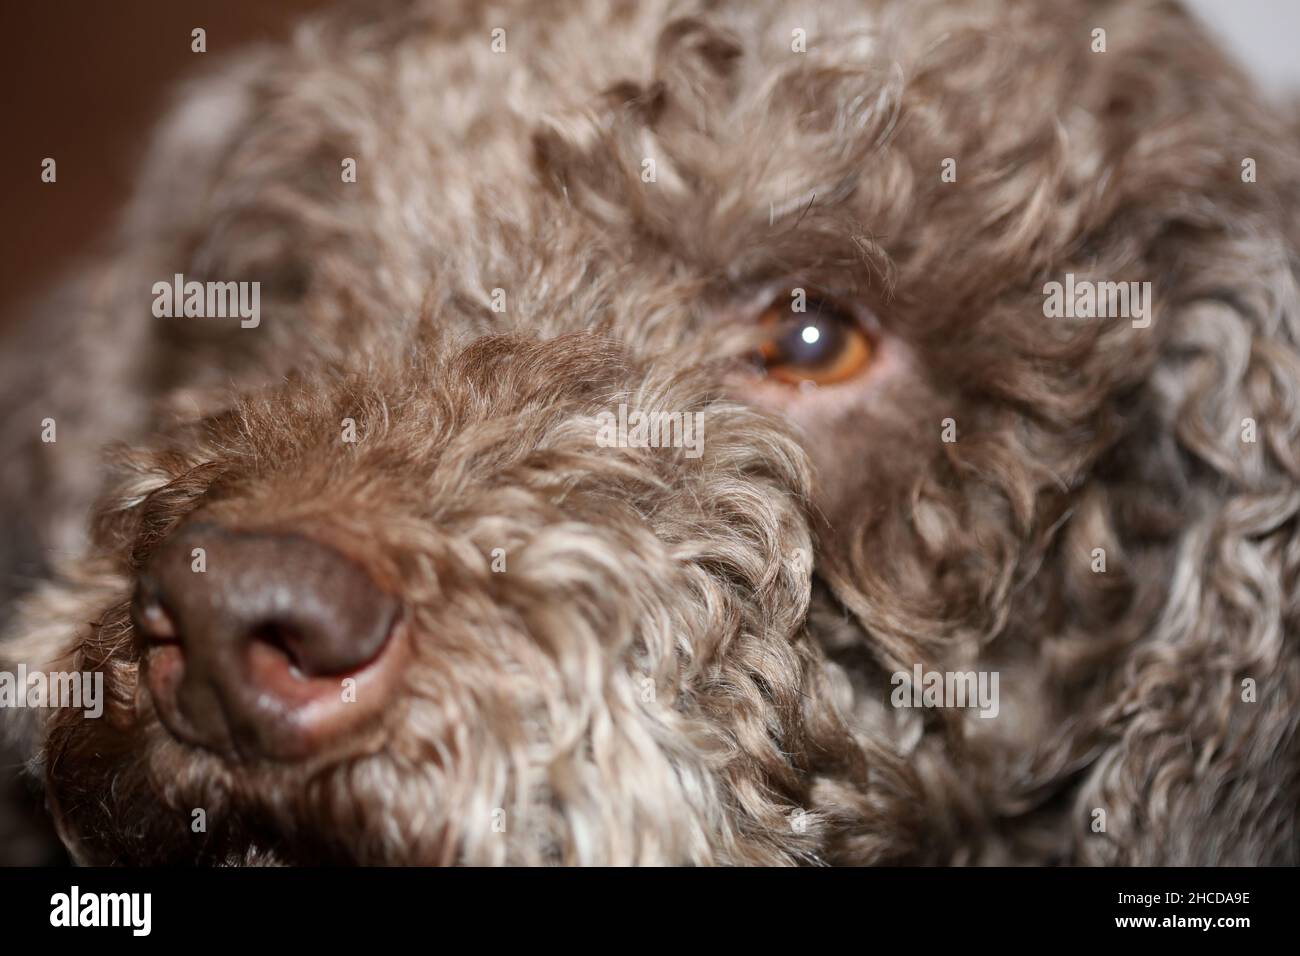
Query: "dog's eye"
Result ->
[[755, 293, 873, 386]]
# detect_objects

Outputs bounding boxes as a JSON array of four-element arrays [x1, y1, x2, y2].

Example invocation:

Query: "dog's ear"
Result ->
[[1041, 1, 1300, 863], [808, 1, 1300, 863], [1059, 216, 1300, 863]]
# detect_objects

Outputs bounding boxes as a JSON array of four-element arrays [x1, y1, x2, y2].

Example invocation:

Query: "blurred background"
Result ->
[[1185, 0, 1300, 94], [0, 0, 326, 335]]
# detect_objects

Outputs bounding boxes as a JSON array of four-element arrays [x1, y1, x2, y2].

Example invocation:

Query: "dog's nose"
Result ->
[[133, 523, 403, 760]]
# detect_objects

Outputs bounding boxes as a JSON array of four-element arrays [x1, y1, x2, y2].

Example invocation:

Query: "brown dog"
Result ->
[[2, 0, 1299, 865]]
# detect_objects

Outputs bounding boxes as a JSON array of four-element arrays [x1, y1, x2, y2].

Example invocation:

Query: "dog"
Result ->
[[2, 0, 1298, 865]]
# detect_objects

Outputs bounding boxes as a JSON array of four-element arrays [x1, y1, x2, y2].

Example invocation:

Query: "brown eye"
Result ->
[[756, 293, 873, 386]]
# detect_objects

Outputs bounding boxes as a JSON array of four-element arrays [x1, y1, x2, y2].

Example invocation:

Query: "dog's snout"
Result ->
[[133, 523, 403, 761]]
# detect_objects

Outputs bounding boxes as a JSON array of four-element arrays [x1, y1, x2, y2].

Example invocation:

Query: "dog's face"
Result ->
[[9, 0, 1298, 865]]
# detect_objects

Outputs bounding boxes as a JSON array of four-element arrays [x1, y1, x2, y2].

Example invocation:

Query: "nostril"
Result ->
[[131, 580, 178, 643], [242, 601, 397, 680], [247, 620, 309, 679], [139, 602, 177, 641]]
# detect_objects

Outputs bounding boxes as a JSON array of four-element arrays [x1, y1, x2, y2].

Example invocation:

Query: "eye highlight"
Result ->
[[755, 292, 874, 386]]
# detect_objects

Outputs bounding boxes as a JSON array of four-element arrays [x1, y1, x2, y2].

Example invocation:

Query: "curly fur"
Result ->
[[2, 0, 1299, 865]]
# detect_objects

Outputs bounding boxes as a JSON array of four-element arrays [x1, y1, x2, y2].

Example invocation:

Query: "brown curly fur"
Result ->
[[2, 0, 1299, 865]]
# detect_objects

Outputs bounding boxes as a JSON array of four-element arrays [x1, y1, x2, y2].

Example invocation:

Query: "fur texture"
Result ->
[[2, 0, 1299, 865]]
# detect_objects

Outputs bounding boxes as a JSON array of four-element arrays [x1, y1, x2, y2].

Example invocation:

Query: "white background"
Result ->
[[1184, 0, 1300, 94]]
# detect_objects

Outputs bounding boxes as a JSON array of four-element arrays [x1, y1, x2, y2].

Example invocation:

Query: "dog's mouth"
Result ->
[[106, 685, 451, 866]]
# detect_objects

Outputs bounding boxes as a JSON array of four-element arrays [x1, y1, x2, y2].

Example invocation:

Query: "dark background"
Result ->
[[0, 0, 326, 333]]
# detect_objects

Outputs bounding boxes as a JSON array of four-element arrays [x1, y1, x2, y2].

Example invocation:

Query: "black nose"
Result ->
[[133, 522, 402, 760]]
